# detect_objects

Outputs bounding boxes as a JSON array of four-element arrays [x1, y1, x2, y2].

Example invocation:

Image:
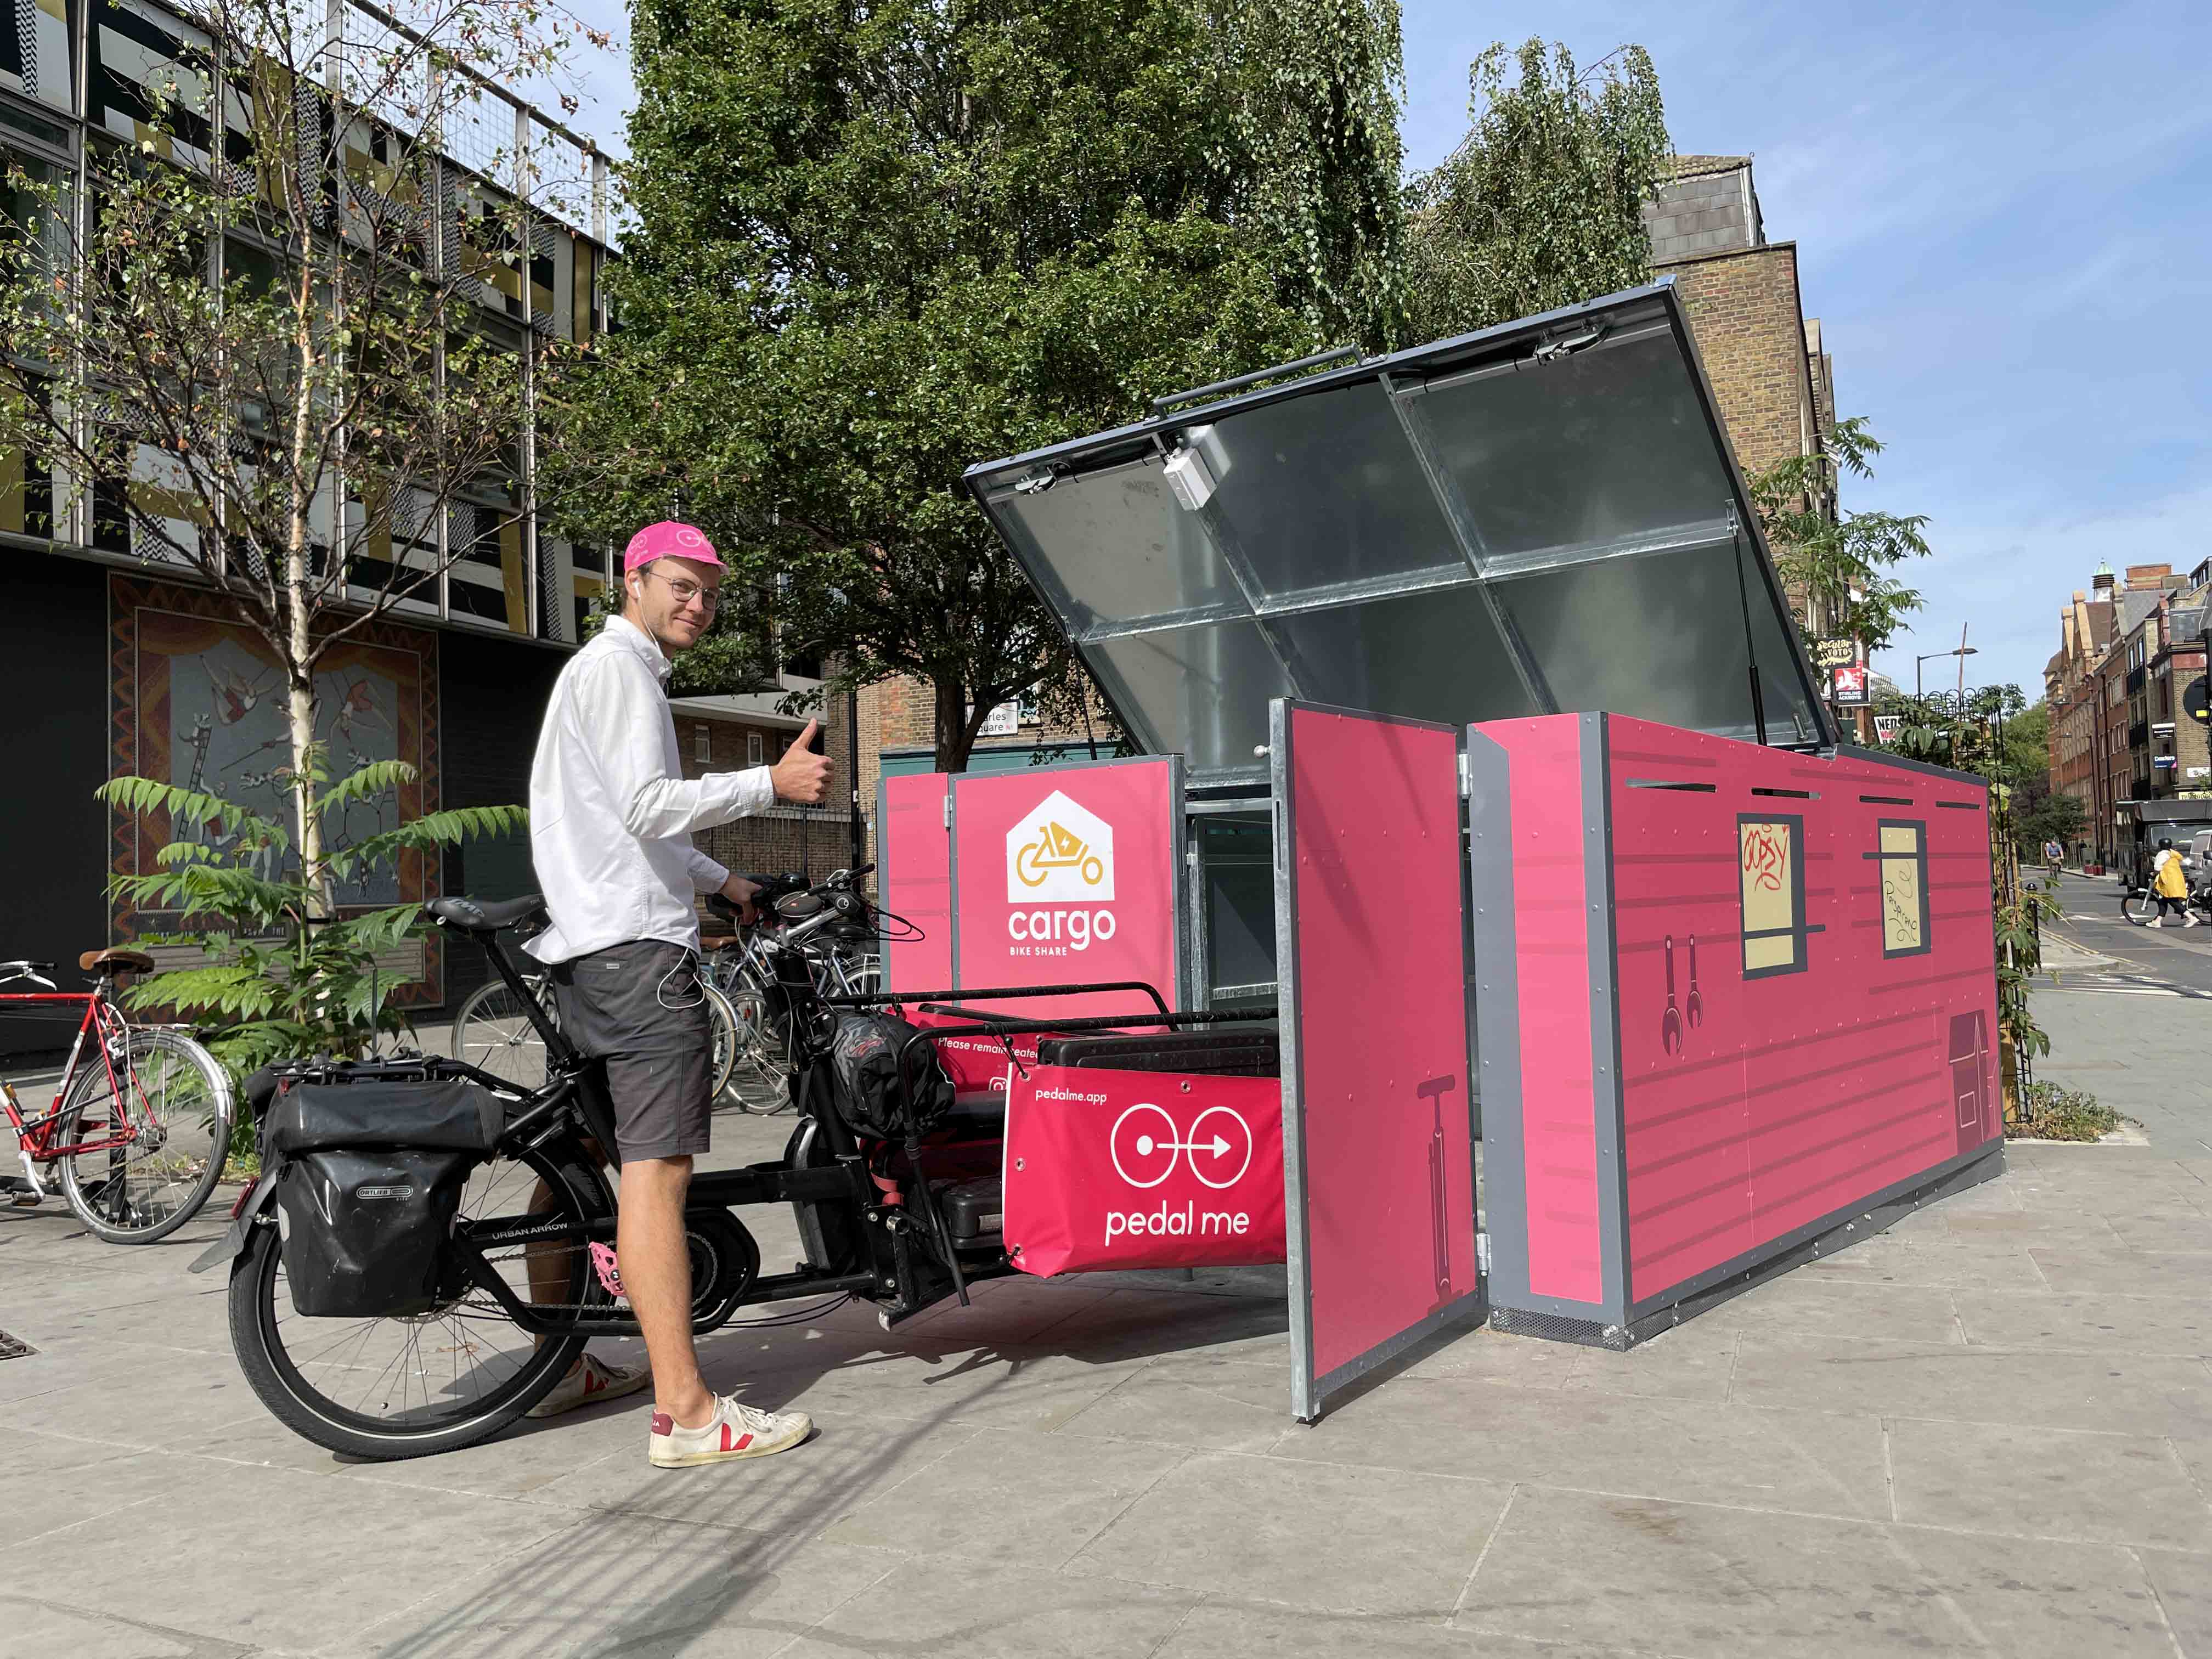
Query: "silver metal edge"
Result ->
[[946, 775, 961, 993], [1270, 697, 1319, 1422], [1167, 751, 1190, 1011], [1463, 727, 1530, 1310], [1586, 712, 1631, 1325], [874, 772, 895, 990]]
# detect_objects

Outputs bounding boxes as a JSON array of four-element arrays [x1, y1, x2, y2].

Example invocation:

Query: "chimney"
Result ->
[[2126, 562, 2173, 588]]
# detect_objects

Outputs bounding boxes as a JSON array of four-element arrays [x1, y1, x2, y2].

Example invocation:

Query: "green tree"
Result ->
[[0, 0, 599, 906], [1400, 40, 1670, 342], [561, 0, 1407, 771], [1747, 416, 1930, 656]]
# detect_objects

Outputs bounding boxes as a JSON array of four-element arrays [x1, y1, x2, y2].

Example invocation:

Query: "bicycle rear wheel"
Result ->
[[228, 1134, 610, 1460], [2121, 890, 2160, 926], [451, 978, 555, 1088], [720, 987, 792, 1113], [57, 1027, 233, 1244]]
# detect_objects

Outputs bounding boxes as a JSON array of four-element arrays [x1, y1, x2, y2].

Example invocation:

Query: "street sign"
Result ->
[[2185, 677, 2209, 726], [1814, 638, 1858, 670], [1829, 664, 1869, 705], [2155, 755, 2178, 770]]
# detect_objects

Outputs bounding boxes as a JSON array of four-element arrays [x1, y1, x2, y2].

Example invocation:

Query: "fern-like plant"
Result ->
[[99, 756, 524, 1080]]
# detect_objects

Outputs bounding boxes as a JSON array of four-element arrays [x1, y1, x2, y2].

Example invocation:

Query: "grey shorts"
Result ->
[[549, 940, 712, 1162]]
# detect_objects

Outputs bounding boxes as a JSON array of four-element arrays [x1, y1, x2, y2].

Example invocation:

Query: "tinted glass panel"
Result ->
[[1090, 620, 1289, 774], [1417, 325, 1733, 563], [995, 459, 1235, 630], [1202, 381, 1465, 599], [1489, 539, 1760, 740], [1276, 584, 1541, 727]]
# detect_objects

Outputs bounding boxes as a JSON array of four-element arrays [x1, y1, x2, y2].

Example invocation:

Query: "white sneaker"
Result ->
[[2149, 917, 2164, 927], [648, 1394, 814, 1468], [528, 1352, 652, 1418]]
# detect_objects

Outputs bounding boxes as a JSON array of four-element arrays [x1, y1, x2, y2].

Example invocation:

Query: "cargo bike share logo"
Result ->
[[1003, 790, 1117, 954]]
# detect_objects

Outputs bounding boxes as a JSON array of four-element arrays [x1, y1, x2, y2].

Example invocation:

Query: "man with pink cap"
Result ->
[[524, 520, 830, 1467]]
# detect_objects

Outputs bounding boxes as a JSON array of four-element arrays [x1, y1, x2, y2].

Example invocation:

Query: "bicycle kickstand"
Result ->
[[7, 1149, 47, 1206]]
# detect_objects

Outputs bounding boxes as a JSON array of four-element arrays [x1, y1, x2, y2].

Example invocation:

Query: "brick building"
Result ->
[[2042, 562, 2203, 870], [1643, 156, 1861, 740], [669, 680, 865, 885]]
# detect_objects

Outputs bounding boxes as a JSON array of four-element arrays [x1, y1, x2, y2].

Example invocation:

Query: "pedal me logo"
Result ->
[[1005, 789, 1116, 952]]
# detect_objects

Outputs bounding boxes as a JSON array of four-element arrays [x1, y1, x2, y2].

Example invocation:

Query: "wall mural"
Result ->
[[106, 574, 443, 1003]]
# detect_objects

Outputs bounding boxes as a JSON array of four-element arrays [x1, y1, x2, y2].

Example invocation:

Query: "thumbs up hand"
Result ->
[[770, 719, 832, 804]]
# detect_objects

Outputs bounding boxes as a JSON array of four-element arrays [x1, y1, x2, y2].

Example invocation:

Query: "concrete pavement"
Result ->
[[4, 980, 2210, 1657]]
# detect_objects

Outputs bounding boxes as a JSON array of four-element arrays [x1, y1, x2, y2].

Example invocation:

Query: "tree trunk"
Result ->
[[934, 674, 975, 774]]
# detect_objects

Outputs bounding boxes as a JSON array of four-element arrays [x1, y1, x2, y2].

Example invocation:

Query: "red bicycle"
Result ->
[[3, 949, 234, 1243]]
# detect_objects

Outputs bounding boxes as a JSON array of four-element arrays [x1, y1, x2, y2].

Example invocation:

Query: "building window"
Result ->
[[747, 731, 765, 767], [1874, 821, 1932, 958], [693, 724, 711, 764], [1739, 815, 1809, 978]]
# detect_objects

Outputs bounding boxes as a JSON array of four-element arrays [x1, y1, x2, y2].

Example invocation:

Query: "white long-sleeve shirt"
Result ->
[[526, 614, 775, 963]]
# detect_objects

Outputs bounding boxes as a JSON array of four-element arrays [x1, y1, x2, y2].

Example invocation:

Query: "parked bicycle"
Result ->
[[2119, 883, 2212, 928], [450, 936, 746, 1102], [2, 950, 234, 1243]]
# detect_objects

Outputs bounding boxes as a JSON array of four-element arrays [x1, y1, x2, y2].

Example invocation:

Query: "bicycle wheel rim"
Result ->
[[452, 980, 555, 1089], [245, 1141, 606, 1442], [59, 1029, 230, 1241], [704, 984, 740, 1098]]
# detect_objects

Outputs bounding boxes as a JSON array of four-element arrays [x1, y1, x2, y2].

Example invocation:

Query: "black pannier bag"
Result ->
[[265, 1076, 504, 1319], [828, 1012, 954, 1141]]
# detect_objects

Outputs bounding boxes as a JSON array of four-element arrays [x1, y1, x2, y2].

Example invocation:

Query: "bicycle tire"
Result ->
[[56, 1026, 234, 1245], [450, 977, 556, 1088], [227, 1132, 608, 1461], [704, 981, 740, 1101], [2121, 890, 2159, 927], [718, 988, 790, 1114]]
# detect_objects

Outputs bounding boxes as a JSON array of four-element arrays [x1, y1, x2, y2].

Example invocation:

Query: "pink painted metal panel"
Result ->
[[1481, 716, 1605, 1305], [951, 761, 1181, 1019], [879, 773, 952, 992], [1287, 707, 1479, 1379], [1606, 718, 1999, 1303]]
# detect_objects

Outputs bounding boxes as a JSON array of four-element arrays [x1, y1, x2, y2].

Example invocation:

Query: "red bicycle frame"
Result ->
[[2, 981, 142, 1182]]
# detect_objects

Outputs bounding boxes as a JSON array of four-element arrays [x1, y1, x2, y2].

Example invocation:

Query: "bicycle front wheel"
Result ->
[[228, 1133, 610, 1461], [57, 1026, 233, 1244], [2121, 890, 2160, 926]]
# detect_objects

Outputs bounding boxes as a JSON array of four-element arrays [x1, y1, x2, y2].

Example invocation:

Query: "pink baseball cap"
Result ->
[[623, 521, 723, 574]]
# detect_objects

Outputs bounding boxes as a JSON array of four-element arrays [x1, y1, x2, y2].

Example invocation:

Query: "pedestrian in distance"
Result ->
[[2149, 836, 2196, 928], [524, 520, 833, 1467]]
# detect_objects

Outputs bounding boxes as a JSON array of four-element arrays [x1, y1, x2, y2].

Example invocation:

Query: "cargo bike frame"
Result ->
[[204, 879, 1258, 1460]]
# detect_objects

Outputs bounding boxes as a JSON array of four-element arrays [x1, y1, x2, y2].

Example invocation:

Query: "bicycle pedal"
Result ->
[[7, 1187, 42, 1207]]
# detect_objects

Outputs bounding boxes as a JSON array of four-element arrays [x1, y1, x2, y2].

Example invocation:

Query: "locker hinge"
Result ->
[[942, 795, 952, 830], [1457, 750, 1471, 799]]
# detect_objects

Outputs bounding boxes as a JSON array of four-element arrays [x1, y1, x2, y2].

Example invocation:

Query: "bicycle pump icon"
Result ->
[[1109, 1102, 1254, 1190], [1014, 820, 1105, 888]]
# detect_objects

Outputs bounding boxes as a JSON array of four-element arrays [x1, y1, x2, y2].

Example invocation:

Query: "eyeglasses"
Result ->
[[645, 567, 720, 611]]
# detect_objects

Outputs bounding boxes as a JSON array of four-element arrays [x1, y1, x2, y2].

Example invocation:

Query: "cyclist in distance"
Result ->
[[526, 519, 832, 1467]]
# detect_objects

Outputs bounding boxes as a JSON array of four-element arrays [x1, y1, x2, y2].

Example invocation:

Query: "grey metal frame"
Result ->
[[964, 281, 1839, 786], [1273, 698, 1485, 1422]]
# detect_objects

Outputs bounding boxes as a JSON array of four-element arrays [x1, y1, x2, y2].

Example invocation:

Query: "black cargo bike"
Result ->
[[199, 867, 1268, 1460]]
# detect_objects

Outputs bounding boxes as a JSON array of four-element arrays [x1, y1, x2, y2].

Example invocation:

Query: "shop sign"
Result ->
[[2155, 754, 2179, 770], [1814, 638, 1858, 669], [1873, 715, 1902, 745], [2185, 678, 2209, 726], [1830, 664, 1870, 705]]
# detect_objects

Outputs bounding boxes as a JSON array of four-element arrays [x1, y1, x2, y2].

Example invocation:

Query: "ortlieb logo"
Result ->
[[1005, 790, 1116, 953], [355, 1184, 414, 1201]]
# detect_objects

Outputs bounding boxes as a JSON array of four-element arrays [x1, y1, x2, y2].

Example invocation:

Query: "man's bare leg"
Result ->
[[619, 1155, 714, 1427]]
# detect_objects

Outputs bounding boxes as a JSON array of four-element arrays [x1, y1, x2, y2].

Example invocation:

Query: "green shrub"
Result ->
[[2009, 1080, 2119, 1142]]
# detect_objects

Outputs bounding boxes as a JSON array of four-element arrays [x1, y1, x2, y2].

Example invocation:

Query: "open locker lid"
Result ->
[[964, 281, 1835, 787]]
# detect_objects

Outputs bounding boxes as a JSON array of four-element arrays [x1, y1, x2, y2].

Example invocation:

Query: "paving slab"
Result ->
[[781, 1555, 1201, 1659], [1883, 1415, 2212, 1549], [1272, 1376, 1893, 1520], [321, 1514, 908, 1659], [1952, 1287, 2212, 1355], [1156, 1598, 1652, 1658], [2027, 1245, 2212, 1297], [33, 1453, 575, 1651], [1052, 1353, 1294, 1453], [820, 1426, 1185, 1567], [1065, 1451, 1510, 1618], [0, 1593, 208, 1659], [1728, 1329, 2212, 1437], [1458, 1485, 2179, 1657], [2138, 1545, 2212, 1658], [1688, 1272, 1964, 1345]]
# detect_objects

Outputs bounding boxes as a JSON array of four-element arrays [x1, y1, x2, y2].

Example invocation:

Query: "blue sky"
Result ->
[[553, 0, 2212, 701]]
